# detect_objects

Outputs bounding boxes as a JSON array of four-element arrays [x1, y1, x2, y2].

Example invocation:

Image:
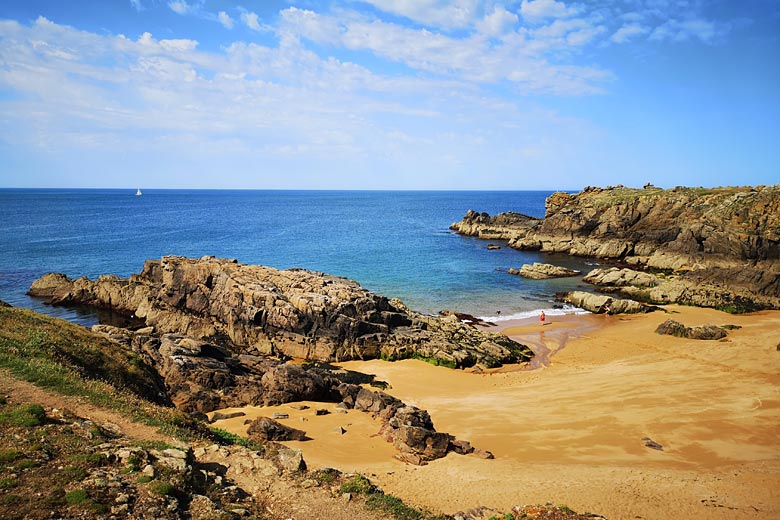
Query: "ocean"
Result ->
[[0, 189, 596, 326]]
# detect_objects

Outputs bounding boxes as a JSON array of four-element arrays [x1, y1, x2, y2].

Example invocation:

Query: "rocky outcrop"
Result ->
[[566, 291, 657, 314], [246, 417, 308, 442], [508, 262, 581, 279], [333, 383, 483, 465], [582, 267, 778, 312], [91, 319, 483, 464], [30, 256, 532, 368], [655, 319, 729, 340], [583, 267, 658, 288], [451, 185, 780, 311], [1, 405, 266, 519]]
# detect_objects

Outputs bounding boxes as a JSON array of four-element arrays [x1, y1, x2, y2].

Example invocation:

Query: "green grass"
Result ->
[[0, 306, 212, 442], [0, 477, 18, 490], [366, 493, 423, 520], [380, 349, 458, 369], [0, 449, 21, 464], [339, 474, 373, 494], [208, 426, 262, 450], [0, 403, 46, 427], [64, 489, 88, 505], [136, 475, 153, 484], [312, 468, 339, 485], [338, 474, 436, 520], [149, 480, 177, 496]]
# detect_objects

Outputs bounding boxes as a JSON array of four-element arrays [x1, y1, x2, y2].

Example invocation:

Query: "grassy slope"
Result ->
[[0, 305, 200, 439]]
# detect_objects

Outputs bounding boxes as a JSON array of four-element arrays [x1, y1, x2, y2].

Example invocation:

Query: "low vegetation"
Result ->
[[0, 306, 210, 441], [339, 473, 446, 520]]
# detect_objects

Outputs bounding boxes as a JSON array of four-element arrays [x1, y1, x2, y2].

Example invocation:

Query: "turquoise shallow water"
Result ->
[[0, 189, 598, 325]]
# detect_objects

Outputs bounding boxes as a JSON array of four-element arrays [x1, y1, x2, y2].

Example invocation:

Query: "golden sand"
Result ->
[[210, 306, 780, 519]]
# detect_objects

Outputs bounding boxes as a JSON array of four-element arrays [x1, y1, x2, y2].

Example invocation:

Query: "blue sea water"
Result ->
[[0, 189, 598, 326]]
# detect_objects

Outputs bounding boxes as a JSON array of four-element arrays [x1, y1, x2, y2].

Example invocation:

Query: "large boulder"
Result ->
[[655, 319, 729, 340], [583, 267, 658, 288], [246, 417, 308, 442], [566, 291, 656, 314], [509, 262, 581, 279], [260, 364, 331, 406]]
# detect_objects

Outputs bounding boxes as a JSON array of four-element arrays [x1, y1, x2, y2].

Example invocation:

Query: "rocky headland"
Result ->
[[451, 184, 780, 312], [29, 256, 531, 368], [26, 257, 534, 466]]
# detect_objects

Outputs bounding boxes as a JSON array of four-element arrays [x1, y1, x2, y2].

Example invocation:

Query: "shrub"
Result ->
[[312, 468, 339, 485], [0, 449, 21, 463], [0, 403, 46, 427], [365, 493, 422, 520], [0, 477, 18, 490], [149, 480, 176, 496], [64, 489, 89, 505], [17, 459, 38, 469], [60, 466, 88, 482], [209, 427, 260, 449], [339, 474, 373, 495]]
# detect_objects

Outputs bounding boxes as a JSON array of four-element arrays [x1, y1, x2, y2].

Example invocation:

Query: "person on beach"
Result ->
[[539, 310, 546, 325]]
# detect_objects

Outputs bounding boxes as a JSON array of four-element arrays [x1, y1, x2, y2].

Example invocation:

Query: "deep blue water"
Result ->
[[0, 189, 597, 325]]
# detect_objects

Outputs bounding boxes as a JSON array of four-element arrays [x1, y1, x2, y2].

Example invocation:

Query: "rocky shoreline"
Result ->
[[29, 256, 531, 368], [26, 257, 535, 466], [451, 184, 780, 312]]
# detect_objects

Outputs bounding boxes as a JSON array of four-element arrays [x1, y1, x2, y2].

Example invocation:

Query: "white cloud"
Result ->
[[0, 16, 602, 187], [520, 0, 577, 24], [476, 6, 519, 37], [167, 0, 205, 15], [611, 23, 649, 43], [218, 11, 234, 30], [650, 18, 726, 43], [241, 11, 262, 31], [278, 8, 609, 94], [130, 0, 144, 12], [357, 0, 481, 29], [168, 1, 189, 15], [135, 31, 198, 52]]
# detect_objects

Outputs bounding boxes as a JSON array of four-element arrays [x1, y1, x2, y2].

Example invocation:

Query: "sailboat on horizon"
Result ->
[[136, 188, 142, 196]]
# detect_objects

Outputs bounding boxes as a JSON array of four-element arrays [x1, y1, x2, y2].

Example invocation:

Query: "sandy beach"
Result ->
[[211, 306, 780, 519]]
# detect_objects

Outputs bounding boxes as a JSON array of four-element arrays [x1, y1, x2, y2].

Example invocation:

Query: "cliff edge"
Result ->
[[451, 184, 780, 311]]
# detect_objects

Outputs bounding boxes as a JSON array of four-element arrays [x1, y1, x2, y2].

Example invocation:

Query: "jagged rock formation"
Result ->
[[508, 262, 581, 279], [566, 291, 657, 314], [452, 185, 780, 311], [582, 267, 658, 288], [655, 319, 730, 340], [581, 266, 779, 311], [29, 256, 532, 368], [335, 383, 487, 465]]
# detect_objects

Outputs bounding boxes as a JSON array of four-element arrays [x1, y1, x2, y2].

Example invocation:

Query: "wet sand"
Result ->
[[211, 306, 780, 519]]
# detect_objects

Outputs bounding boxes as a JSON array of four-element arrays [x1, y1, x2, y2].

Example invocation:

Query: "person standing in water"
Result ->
[[539, 310, 546, 325]]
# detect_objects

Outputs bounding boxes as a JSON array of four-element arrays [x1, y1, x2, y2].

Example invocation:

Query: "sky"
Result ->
[[0, 0, 778, 190]]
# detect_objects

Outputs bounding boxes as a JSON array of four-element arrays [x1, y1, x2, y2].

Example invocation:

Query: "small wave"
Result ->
[[477, 304, 589, 323]]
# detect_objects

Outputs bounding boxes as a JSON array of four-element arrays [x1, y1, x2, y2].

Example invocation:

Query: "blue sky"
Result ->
[[0, 0, 778, 190]]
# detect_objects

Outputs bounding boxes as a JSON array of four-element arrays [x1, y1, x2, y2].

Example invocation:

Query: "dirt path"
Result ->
[[0, 369, 171, 442]]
